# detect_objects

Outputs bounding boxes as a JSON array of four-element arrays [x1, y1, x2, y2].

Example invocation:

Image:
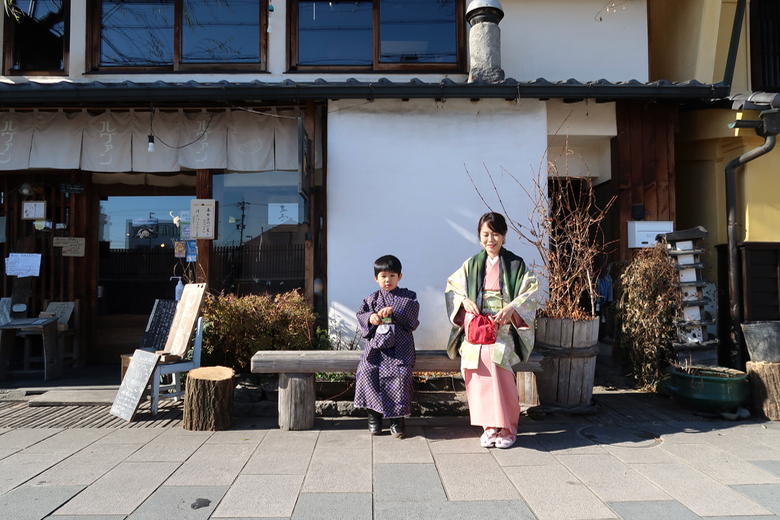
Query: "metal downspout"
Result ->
[[725, 134, 777, 368]]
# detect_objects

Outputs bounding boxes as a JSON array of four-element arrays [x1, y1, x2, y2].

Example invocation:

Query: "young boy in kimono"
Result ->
[[354, 255, 420, 438]]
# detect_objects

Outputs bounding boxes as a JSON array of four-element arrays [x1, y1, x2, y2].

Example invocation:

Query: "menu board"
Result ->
[[190, 199, 216, 239], [110, 349, 159, 421], [139, 300, 178, 352]]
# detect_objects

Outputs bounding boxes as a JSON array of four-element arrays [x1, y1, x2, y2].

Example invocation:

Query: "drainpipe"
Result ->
[[725, 94, 780, 368], [465, 0, 505, 83]]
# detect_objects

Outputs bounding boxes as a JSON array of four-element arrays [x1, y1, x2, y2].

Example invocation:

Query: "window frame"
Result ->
[[288, 0, 465, 72], [3, 0, 70, 76], [86, 0, 268, 72]]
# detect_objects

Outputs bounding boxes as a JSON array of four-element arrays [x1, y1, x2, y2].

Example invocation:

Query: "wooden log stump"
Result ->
[[746, 361, 780, 420], [278, 373, 315, 430], [183, 366, 235, 431]]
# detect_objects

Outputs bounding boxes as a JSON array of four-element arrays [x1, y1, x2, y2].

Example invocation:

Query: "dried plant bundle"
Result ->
[[617, 242, 682, 388], [469, 140, 616, 321]]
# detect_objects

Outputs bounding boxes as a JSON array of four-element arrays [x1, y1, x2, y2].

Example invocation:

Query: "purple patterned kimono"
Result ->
[[353, 287, 420, 418]]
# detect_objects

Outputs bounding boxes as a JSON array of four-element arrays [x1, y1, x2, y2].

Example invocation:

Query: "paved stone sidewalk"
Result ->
[[2, 392, 780, 519]]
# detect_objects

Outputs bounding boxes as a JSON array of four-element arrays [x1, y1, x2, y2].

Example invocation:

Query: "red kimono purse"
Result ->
[[467, 314, 497, 345]]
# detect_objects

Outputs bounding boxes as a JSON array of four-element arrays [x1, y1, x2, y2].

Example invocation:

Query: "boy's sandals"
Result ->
[[480, 427, 499, 448], [495, 430, 516, 449]]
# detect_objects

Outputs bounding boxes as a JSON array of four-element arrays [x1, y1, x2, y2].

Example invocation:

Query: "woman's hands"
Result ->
[[461, 298, 481, 316], [493, 305, 519, 327]]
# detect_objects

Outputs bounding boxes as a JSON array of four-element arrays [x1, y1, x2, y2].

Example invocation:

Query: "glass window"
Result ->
[[292, 0, 463, 70], [5, 0, 68, 74], [100, 0, 174, 66], [298, 1, 373, 66], [93, 0, 266, 70], [212, 170, 307, 295], [379, 0, 457, 64]]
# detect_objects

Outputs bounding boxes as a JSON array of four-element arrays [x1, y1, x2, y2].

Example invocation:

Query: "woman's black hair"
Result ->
[[374, 255, 402, 276], [478, 212, 508, 236]]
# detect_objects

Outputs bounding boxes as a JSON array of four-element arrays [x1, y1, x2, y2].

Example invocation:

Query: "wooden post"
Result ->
[[182, 366, 235, 431], [195, 169, 212, 286], [278, 372, 315, 430], [747, 361, 780, 420]]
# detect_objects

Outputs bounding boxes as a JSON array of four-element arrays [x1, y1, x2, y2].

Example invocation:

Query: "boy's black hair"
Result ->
[[374, 255, 402, 276]]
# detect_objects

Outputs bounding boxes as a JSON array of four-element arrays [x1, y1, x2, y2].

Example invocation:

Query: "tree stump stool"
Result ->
[[747, 361, 780, 420], [183, 366, 235, 431]]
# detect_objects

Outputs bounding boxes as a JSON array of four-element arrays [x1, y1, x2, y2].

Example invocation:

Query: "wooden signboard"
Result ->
[[140, 300, 178, 351], [110, 349, 159, 421], [164, 283, 206, 357], [44, 302, 75, 328]]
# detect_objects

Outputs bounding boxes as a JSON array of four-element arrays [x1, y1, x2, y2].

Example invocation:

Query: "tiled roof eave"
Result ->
[[0, 78, 731, 108]]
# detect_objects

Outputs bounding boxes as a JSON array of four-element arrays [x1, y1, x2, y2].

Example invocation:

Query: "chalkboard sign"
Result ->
[[140, 300, 178, 351], [110, 349, 159, 421]]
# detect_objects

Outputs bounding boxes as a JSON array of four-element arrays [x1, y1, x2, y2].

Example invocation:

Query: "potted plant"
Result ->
[[477, 143, 615, 411]]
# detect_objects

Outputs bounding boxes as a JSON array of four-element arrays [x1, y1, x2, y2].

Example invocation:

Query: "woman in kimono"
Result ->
[[445, 212, 539, 449]]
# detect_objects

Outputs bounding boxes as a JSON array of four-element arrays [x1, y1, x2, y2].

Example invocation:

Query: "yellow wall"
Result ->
[[648, 0, 750, 89]]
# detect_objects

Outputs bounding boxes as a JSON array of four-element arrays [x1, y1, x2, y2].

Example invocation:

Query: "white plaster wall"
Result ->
[[326, 98, 547, 351], [501, 0, 649, 83]]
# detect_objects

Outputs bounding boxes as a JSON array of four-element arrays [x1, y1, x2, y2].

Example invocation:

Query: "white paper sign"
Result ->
[[190, 199, 216, 239], [22, 201, 45, 220], [53, 237, 85, 257], [5, 253, 41, 277], [268, 203, 298, 225]]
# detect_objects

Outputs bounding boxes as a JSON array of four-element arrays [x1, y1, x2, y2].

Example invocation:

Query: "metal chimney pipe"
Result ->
[[466, 0, 505, 83]]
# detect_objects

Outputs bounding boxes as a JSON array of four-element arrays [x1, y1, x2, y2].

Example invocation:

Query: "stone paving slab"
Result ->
[[730, 483, 780, 515], [0, 428, 61, 450], [165, 443, 256, 486], [555, 453, 670, 502], [661, 442, 780, 485], [372, 427, 433, 464], [302, 447, 372, 493], [425, 425, 484, 455], [607, 500, 701, 520], [93, 428, 165, 445], [54, 461, 180, 516], [28, 390, 117, 406], [491, 432, 558, 466], [0, 484, 84, 520], [242, 430, 318, 475], [505, 464, 619, 520], [374, 463, 447, 502], [0, 451, 75, 494], [292, 492, 372, 520], [31, 443, 142, 486], [211, 474, 303, 518], [435, 452, 520, 501], [126, 485, 229, 520], [374, 499, 537, 520], [698, 428, 780, 461], [629, 461, 773, 517], [125, 432, 208, 462]]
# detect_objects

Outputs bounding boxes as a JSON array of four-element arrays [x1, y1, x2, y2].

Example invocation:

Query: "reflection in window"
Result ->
[[298, 1, 373, 66], [380, 0, 456, 63], [6, 0, 67, 73], [213, 171, 307, 294], [98, 0, 262, 67], [294, 0, 460, 69]]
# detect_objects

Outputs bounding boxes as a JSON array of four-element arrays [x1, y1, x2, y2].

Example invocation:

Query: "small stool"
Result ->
[[182, 366, 235, 431]]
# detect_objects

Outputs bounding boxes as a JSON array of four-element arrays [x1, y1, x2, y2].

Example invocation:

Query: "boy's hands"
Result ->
[[369, 307, 394, 325]]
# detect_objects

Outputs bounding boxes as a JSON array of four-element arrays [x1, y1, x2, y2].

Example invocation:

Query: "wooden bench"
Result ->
[[251, 349, 543, 430]]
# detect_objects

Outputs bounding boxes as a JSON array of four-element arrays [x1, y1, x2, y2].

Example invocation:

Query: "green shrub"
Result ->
[[201, 289, 327, 373]]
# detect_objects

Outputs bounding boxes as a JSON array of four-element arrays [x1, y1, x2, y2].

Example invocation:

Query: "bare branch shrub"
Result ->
[[470, 140, 616, 320], [617, 242, 682, 388]]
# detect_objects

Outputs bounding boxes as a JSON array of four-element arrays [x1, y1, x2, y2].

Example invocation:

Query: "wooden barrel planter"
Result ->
[[528, 317, 599, 411]]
